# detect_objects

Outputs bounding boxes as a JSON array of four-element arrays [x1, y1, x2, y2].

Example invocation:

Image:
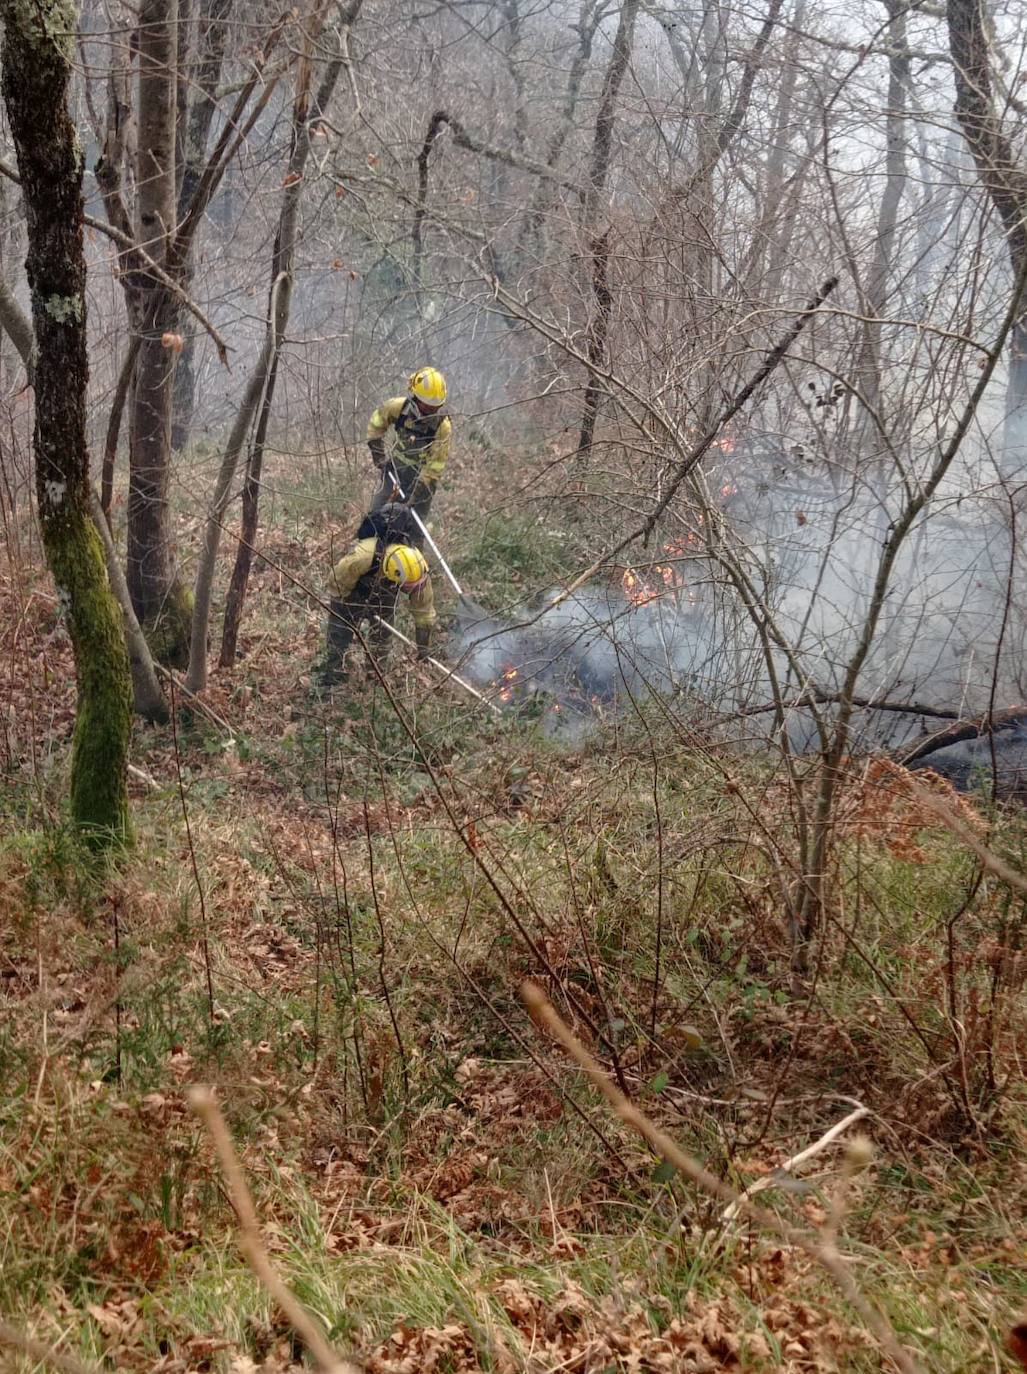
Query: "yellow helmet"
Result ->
[[382, 544, 429, 590], [409, 367, 447, 407]]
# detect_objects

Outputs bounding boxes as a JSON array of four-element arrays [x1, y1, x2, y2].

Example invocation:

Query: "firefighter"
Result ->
[[316, 502, 435, 688], [367, 367, 451, 520]]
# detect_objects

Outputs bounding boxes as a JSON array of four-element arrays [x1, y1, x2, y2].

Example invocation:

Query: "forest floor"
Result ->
[[1, 444, 1026, 1374]]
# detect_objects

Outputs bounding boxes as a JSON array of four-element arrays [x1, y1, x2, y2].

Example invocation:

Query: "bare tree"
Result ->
[[576, 0, 640, 465], [126, 0, 187, 655], [94, 4, 286, 662], [946, 0, 1027, 472], [185, 2, 361, 687], [170, 0, 234, 452]]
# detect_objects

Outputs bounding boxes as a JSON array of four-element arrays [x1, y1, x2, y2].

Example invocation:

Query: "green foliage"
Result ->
[[453, 511, 573, 607], [4, 450, 1026, 1374]]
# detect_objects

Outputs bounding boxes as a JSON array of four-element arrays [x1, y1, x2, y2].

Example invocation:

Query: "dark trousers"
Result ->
[[324, 582, 399, 676], [370, 462, 434, 522]]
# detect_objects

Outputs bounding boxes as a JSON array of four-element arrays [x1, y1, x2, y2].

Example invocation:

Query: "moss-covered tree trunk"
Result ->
[[1, 0, 133, 845]]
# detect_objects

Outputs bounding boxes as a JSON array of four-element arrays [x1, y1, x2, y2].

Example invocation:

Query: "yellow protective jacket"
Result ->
[[329, 537, 436, 628], [367, 397, 452, 486]]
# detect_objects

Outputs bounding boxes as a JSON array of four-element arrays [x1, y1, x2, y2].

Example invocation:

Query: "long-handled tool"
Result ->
[[370, 615, 500, 714], [384, 466, 488, 621]]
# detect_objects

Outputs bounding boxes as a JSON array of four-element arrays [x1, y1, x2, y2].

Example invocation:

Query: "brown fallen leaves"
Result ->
[[365, 1279, 871, 1373]]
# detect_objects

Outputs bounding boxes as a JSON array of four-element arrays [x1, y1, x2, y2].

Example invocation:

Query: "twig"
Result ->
[[127, 762, 160, 790], [538, 276, 839, 613], [154, 663, 236, 739], [722, 1105, 870, 1220], [187, 1087, 362, 1374], [520, 981, 923, 1374], [908, 782, 1027, 897], [0, 157, 230, 364], [0, 1322, 100, 1374]]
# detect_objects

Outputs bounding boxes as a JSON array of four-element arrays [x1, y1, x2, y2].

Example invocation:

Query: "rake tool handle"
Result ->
[[371, 616, 500, 714], [386, 467, 465, 598]]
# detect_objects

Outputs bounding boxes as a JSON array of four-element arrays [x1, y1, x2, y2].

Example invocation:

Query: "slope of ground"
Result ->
[[2, 448, 1025, 1373]]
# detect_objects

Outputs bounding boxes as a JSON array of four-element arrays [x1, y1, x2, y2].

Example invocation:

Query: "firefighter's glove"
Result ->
[[368, 438, 388, 469], [414, 624, 431, 662]]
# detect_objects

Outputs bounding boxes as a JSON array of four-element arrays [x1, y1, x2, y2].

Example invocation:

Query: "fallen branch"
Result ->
[[520, 980, 923, 1374], [907, 780, 1027, 897], [187, 1087, 362, 1374], [722, 1105, 870, 1220], [127, 762, 160, 790], [895, 704, 1027, 766], [732, 690, 962, 723], [154, 664, 235, 739]]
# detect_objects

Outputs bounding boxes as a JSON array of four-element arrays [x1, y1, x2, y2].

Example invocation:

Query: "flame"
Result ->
[[622, 536, 700, 607], [713, 435, 735, 454], [720, 481, 737, 498], [622, 567, 660, 607], [496, 665, 519, 703]]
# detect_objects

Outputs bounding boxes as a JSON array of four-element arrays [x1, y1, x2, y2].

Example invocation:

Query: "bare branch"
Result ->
[[187, 1087, 361, 1374], [722, 1106, 870, 1220], [0, 1323, 101, 1374], [521, 981, 923, 1374]]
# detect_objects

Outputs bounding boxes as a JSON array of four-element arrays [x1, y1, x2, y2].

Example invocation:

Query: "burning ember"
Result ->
[[622, 568, 660, 607], [496, 665, 519, 703], [621, 538, 697, 608]]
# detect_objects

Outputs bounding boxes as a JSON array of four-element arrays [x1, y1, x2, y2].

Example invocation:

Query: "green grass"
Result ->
[[2, 451, 1025, 1373]]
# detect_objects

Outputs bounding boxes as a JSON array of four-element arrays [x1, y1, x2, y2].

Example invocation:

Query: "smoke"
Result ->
[[449, 448, 1027, 786]]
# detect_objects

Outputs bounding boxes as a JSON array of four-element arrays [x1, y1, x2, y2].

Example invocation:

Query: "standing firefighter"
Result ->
[[317, 503, 435, 688], [368, 367, 451, 520]]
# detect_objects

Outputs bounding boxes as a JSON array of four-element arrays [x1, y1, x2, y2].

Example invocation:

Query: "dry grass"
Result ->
[[1, 449, 1025, 1372]]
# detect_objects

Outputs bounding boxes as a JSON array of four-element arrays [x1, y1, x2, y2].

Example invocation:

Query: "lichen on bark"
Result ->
[[2, 0, 133, 847]]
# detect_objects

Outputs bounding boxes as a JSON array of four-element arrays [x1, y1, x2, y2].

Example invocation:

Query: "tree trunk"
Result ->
[[742, 0, 805, 302], [1, 0, 133, 845], [0, 277, 35, 383], [171, 0, 234, 452], [576, 0, 640, 464], [218, 11, 360, 670], [854, 0, 909, 427], [126, 0, 194, 662], [88, 490, 169, 722], [946, 0, 1027, 478], [515, 0, 599, 264]]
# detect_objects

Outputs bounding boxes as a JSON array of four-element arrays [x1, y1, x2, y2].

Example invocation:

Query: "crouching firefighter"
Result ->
[[367, 367, 451, 521], [317, 503, 435, 688]]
